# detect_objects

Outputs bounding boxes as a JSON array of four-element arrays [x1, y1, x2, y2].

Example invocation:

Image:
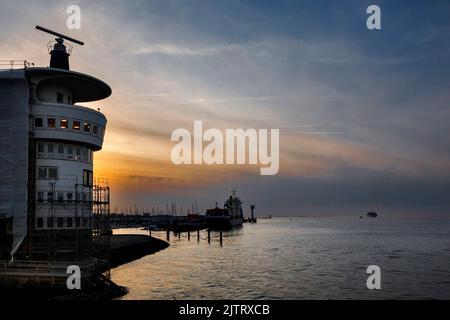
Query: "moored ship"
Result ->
[[206, 191, 244, 230]]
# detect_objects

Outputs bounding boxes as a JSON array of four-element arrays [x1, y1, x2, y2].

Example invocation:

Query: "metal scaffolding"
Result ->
[[3, 176, 112, 282], [92, 178, 111, 278]]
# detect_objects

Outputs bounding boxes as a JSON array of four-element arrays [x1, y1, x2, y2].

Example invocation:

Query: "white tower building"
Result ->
[[0, 27, 111, 286]]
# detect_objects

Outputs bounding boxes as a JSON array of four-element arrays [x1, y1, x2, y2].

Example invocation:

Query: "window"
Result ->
[[83, 170, 93, 187], [37, 217, 43, 229], [93, 126, 98, 135], [37, 142, 44, 153], [35, 118, 43, 128], [83, 171, 88, 186], [47, 143, 54, 154], [73, 121, 80, 130], [38, 167, 57, 179], [67, 144, 73, 159], [82, 147, 88, 161], [58, 143, 64, 154], [68, 96, 72, 104], [37, 192, 44, 203], [48, 192, 53, 203], [47, 217, 53, 228], [75, 217, 80, 228], [57, 192, 64, 203], [57, 92, 63, 103], [67, 192, 73, 203], [82, 218, 88, 228], [37, 167, 47, 179], [76, 145, 81, 160], [60, 119, 69, 129], [57, 217, 63, 228], [67, 218, 73, 228], [83, 122, 91, 132], [47, 118, 56, 128], [89, 150, 93, 163], [48, 167, 58, 179]]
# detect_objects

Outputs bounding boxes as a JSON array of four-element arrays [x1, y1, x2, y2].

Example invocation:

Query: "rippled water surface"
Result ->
[[111, 217, 450, 299]]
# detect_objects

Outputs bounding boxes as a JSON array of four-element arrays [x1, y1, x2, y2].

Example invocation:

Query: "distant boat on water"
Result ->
[[366, 211, 378, 218]]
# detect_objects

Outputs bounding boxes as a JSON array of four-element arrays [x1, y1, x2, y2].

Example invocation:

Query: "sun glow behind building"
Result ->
[[0, 0, 449, 217]]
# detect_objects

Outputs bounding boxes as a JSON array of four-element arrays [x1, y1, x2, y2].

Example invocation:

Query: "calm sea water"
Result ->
[[111, 217, 450, 299]]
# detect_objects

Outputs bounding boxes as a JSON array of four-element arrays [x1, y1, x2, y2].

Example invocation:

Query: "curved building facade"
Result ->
[[26, 67, 111, 262], [0, 35, 112, 285]]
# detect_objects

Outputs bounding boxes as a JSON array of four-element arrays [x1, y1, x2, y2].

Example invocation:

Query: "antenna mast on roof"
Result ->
[[35, 25, 84, 70], [35, 25, 84, 45]]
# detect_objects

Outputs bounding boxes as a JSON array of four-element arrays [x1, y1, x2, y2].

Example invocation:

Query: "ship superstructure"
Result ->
[[206, 191, 244, 230]]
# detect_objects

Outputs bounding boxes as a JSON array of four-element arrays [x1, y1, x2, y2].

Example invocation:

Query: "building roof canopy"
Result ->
[[26, 67, 111, 103]]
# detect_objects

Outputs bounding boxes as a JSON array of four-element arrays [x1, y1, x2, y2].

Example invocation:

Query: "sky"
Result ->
[[1, 0, 449, 217]]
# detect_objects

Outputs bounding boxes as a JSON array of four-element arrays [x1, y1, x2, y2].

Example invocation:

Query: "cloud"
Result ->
[[313, 56, 425, 66], [130, 43, 242, 56], [1, 0, 449, 215], [129, 175, 173, 185]]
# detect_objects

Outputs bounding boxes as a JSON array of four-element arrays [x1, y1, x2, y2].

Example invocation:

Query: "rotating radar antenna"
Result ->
[[35, 25, 84, 70]]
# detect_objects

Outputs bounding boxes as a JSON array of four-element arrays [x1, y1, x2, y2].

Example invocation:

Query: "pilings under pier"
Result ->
[[162, 229, 224, 246]]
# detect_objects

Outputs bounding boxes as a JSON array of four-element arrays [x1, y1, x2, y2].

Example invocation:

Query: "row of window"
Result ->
[[34, 116, 104, 138], [37, 167, 58, 180], [36, 216, 91, 229], [37, 167, 93, 187], [37, 91, 72, 104], [56, 92, 71, 104], [37, 190, 93, 203], [37, 142, 93, 163]]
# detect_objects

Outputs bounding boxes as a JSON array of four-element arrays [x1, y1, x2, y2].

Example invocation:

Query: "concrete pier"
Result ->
[[110, 235, 169, 268]]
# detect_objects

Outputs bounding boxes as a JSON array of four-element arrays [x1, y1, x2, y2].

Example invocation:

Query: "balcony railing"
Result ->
[[0, 260, 96, 277], [0, 60, 34, 70]]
